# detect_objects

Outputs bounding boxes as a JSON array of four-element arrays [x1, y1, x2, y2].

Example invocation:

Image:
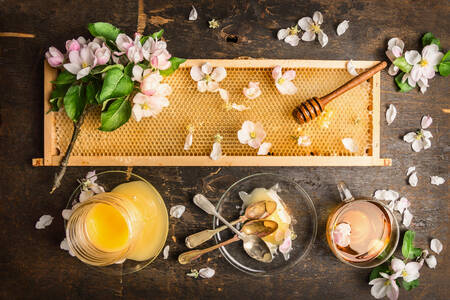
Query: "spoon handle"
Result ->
[[178, 235, 239, 264], [185, 216, 245, 249]]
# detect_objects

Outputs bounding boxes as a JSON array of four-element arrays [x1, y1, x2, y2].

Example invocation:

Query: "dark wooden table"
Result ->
[[1, 0, 448, 299]]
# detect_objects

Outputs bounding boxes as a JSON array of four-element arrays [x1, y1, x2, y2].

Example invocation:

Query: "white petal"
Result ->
[[76, 67, 91, 80], [277, 28, 289, 40], [318, 31, 328, 47], [430, 238, 443, 254], [374, 189, 399, 201], [408, 172, 418, 187], [336, 20, 349, 36], [395, 197, 410, 215], [276, 81, 297, 95], [405, 50, 421, 65], [284, 35, 300, 46], [169, 205, 186, 218], [430, 176, 445, 186], [90, 183, 105, 194], [403, 209, 413, 227], [388, 64, 399, 76], [188, 5, 198, 21], [35, 215, 54, 229], [422, 130, 433, 139], [347, 60, 358, 76], [63, 63, 81, 75], [257, 142, 272, 155], [301, 30, 316, 41], [206, 81, 219, 92], [385, 104, 397, 125], [297, 136, 312, 147], [313, 11, 323, 24], [201, 62, 212, 75], [391, 258, 405, 273], [403, 132, 417, 143], [406, 166, 416, 176], [210, 142, 222, 160], [332, 223, 351, 247], [298, 17, 313, 31], [231, 103, 250, 111], [197, 80, 207, 92], [371, 280, 388, 299], [411, 139, 423, 152], [132, 65, 143, 82], [62, 209, 72, 220], [387, 200, 396, 211], [425, 255, 437, 268], [272, 65, 282, 80], [163, 245, 170, 259], [198, 267, 215, 278], [342, 138, 358, 153], [132, 103, 144, 122], [60, 238, 75, 256], [421, 115, 432, 129], [184, 132, 193, 151], [190, 65, 204, 81], [210, 67, 227, 82], [218, 88, 229, 101], [388, 38, 405, 52]]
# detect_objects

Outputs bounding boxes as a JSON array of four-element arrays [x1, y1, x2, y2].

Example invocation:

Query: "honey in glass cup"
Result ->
[[326, 182, 399, 268]]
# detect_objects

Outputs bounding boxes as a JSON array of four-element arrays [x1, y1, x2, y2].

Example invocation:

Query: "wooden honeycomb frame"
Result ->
[[41, 59, 391, 166]]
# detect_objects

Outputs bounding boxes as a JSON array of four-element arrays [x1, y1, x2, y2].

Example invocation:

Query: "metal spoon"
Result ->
[[185, 199, 277, 248], [186, 194, 274, 263], [178, 219, 277, 264]]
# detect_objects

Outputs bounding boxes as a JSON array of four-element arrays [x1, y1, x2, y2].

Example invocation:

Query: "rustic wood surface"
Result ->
[[0, 0, 448, 299]]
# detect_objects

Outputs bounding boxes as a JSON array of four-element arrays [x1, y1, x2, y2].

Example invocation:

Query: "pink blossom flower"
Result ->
[[385, 38, 405, 76], [94, 43, 111, 65], [369, 272, 400, 300], [243, 81, 261, 99], [45, 47, 64, 67], [272, 66, 297, 95], [63, 46, 96, 79], [142, 38, 172, 70], [115, 33, 134, 53], [237, 121, 266, 149]]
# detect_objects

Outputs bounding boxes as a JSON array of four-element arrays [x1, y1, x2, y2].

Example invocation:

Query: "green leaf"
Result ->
[[90, 64, 124, 75], [124, 63, 134, 77], [438, 50, 450, 77], [402, 230, 417, 259], [88, 22, 122, 42], [85, 81, 99, 104], [159, 57, 187, 77], [151, 29, 164, 40], [50, 84, 71, 100], [393, 57, 412, 73], [140, 35, 150, 45], [411, 247, 422, 259], [51, 70, 76, 85], [63, 85, 86, 121], [395, 72, 414, 93], [369, 264, 390, 281], [401, 279, 419, 291], [422, 32, 441, 48], [98, 68, 133, 102], [99, 98, 131, 131]]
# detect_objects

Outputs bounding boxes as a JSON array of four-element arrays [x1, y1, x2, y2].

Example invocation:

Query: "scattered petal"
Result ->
[[169, 205, 186, 218], [387, 200, 396, 211], [163, 245, 170, 259], [277, 28, 289, 40], [210, 140, 222, 161], [406, 166, 416, 176], [285, 34, 300, 46], [386, 104, 397, 125], [297, 135, 312, 147], [61, 209, 72, 220], [403, 132, 417, 143], [257, 142, 272, 155], [430, 239, 443, 254], [336, 20, 349, 36], [318, 31, 328, 47], [408, 172, 418, 187], [79, 189, 94, 202], [395, 197, 410, 215], [403, 209, 413, 227], [188, 5, 198, 21], [430, 176, 445, 185], [184, 131, 193, 151], [243, 81, 261, 99], [60, 238, 75, 256], [421, 115, 432, 129], [346, 60, 358, 76], [230, 103, 250, 111], [35, 215, 53, 229], [218, 88, 229, 101], [374, 189, 399, 201], [425, 255, 437, 269], [342, 138, 358, 153], [279, 235, 292, 260], [199, 267, 215, 278]]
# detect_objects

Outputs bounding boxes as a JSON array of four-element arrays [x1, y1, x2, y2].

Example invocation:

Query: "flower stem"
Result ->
[[50, 109, 87, 194]]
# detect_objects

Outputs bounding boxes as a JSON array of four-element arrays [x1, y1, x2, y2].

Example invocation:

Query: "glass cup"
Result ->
[[326, 182, 399, 268]]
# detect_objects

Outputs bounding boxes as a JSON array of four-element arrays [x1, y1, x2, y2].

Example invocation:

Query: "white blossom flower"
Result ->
[[132, 65, 144, 82], [169, 205, 186, 218], [243, 81, 261, 99], [336, 20, 349, 36], [405, 44, 444, 93], [163, 245, 170, 259], [421, 115, 432, 129], [199, 267, 215, 278], [332, 222, 351, 248], [35, 215, 53, 229], [191, 63, 226, 93], [184, 125, 194, 151], [63, 45, 97, 79], [385, 38, 405, 76], [62, 209, 72, 220], [403, 129, 432, 152], [403, 209, 413, 227], [277, 25, 301, 46], [430, 176, 445, 186], [408, 172, 418, 187], [60, 238, 75, 256], [298, 11, 328, 47], [395, 197, 410, 215], [297, 135, 312, 147], [425, 255, 437, 269], [342, 138, 358, 153], [210, 134, 223, 160], [272, 66, 297, 95], [406, 166, 416, 176], [142, 37, 172, 70], [189, 5, 198, 21], [238, 121, 266, 149], [391, 258, 421, 282], [386, 104, 397, 125], [257, 142, 272, 155], [430, 238, 443, 254], [369, 272, 400, 300], [346, 60, 358, 76], [374, 190, 399, 201]]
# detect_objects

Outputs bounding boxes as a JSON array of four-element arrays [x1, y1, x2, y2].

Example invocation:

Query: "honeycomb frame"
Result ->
[[42, 59, 391, 166]]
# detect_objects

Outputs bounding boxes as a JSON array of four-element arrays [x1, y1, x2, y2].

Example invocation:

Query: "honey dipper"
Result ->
[[293, 61, 387, 124]]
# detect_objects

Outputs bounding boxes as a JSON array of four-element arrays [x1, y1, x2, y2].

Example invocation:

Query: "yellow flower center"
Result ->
[[402, 270, 408, 277], [277, 78, 285, 85], [289, 25, 299, 35], [204, 74, 211, 82], [142, 103, 150, 110], [420, 59, 428, 67], [311, 24, 321, 33], [250, 131, 256, 139], [82, 62, 89, 69], [384, 280, 391, 286]]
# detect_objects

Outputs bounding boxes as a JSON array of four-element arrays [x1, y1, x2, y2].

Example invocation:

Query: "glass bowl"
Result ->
[[65, 170, 168, 275], [213, 173, 317, 276]]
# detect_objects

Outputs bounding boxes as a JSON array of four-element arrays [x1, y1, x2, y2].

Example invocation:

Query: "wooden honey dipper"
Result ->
[[293, 61, 387, 124]]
